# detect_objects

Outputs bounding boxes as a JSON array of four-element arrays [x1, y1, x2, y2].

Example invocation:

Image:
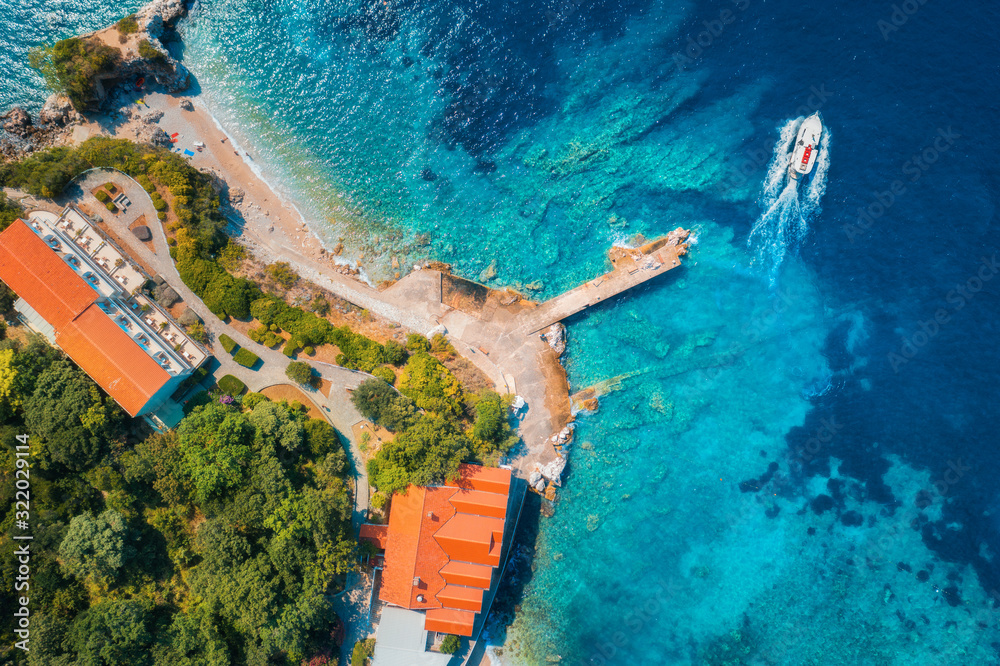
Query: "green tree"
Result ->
[[440, 634, 460, 654], [397, 352, 464, 418], [248, 400, 304, 452], [152, 605, 231, 666], [383, 339, 408, 366], [473, 390, 505, 443], [59, 510, 133, 583], [25, 359, 121, 471], [266, 261, 299, 289], [285, 360, 313, 385], [66, 600, 154, 666], [177, 403, 253, 501]]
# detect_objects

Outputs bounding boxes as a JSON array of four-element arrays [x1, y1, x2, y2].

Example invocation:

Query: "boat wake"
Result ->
[[747, 116, 830, 283]]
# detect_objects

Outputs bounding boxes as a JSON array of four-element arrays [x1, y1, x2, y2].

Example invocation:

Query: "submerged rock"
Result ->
[[1, 107, 31, 133]]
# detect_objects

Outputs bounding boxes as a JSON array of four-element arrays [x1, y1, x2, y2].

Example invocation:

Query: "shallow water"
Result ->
[[4, 0, 1000, 663]]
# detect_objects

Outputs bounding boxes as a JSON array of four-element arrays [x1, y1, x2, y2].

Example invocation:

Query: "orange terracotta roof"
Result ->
[[437, 585, 484, 612], [0, 220, 98, 326], [0, 218, 171, 417], [447, 464, 512, 495], [359, 524, 389, 549], [439, 561, 494, 589], [424, 608, 477, 636], [379, 465, 515, 637], [450, 488, 509, 519], [57, 304, 170, 416]]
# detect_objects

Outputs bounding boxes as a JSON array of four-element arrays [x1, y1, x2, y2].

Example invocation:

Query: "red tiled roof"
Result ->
[[0, 220, 98, 326], [359, 524, 389, 549], [57, 304, 170, 416], [425, 608, 476, 636], [0, 219, 170, 417], [379, 465, 513, 636]]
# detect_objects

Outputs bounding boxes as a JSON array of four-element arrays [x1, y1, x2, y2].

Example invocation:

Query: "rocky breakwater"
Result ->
[[528, 322, 572, 499]]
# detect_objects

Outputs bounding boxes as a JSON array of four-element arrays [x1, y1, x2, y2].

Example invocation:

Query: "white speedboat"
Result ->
[[788, 113, 823, 181]]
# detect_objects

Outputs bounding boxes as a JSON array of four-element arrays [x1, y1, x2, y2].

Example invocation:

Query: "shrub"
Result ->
[[370, 491, 388, 510], [372, 366, 396, 385], [351, 639, 375, 666], [104, 182, 117, 193], [106, 202, 117, 212], [264, 332, 282, 348], [266, 261, 299, 289], [116, 15, 139, 35], [440, 635, 460, 655], [302, 346, 315, 355], [282, 341, 298, 358], [233, 348, 259, 368], [217, 374, 246, 396], [95, 189, 110, 202], [186, 322, 207, 343], [153, 198, 167, 211], [218, 334, 237, 354], [138, 39, 165, 62], [157, 211, 166, 220], [383, 340, 408, 366], [285, 361, 312, 385], [136, 175, 155, 192], [241, 392, 269, 410], [431, 333, 454, 356], [406, 333, 430, 352]]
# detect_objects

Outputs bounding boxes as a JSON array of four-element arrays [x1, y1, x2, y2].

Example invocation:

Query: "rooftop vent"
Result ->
[[416, 595, 426, 603], [413, 577, 421, 586]]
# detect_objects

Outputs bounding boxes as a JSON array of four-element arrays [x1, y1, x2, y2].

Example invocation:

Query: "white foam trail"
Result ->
[[747, 117, 830, 284]]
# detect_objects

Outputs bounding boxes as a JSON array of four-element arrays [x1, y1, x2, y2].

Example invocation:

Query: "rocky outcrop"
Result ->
[[1, 107, 32, 134], [136, 0, 188, 34], [38, 94, 80, 127], [537, 455, 567, 486], [542, 323, 566, 355]]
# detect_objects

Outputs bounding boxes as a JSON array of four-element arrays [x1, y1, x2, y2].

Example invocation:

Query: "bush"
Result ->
[[157, 211, 166, 220], [104, 182, 117, 193], [351, 639, 375, 666], [264, 332, 282, 348], [406, 333, 430, 352], [266, 261, 299, 289], [217, 374, 246, 396], [136, 175, 155, 192], [116, 15, 139, 35], [106, 202, 117, 212], [218, 334, 237, 354], [383, 340, 408, 366], [372, 366, 396, 385], [153, 198, 167, 211], [232, 348, 259, 368], [285, 361, 312, 385], [241, 392, 269, 410], [440, 635, 460, 655], [283, 340, 299, 357], [185, 322, 207, 343], [95, 189, 110, 202], [303, 346, 315, 355], [138, 39, 165, 62]]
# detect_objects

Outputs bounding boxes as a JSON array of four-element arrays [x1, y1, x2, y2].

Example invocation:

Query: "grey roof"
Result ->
[[372, 607, 453, 666]]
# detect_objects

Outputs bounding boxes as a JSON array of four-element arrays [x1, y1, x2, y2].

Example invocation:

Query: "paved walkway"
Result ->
[[57, 169, 375, 523]]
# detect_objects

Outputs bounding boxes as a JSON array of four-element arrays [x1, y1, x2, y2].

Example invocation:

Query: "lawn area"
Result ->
[[260, 384, 324, 420]]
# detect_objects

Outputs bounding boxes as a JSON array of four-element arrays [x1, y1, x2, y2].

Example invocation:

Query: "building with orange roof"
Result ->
[[0, 209, 206, 425], [365, 465, 523, 664], [364, 464, 523, 664]]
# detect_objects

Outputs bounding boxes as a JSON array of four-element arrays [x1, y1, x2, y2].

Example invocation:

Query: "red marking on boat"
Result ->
[[800, 145, 812, 166], [135, 77, 145, 90]]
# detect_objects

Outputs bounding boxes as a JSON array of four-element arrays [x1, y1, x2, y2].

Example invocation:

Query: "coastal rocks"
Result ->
[[529, 471, 545, 493], [143, 109, 164, 124], [179, 98, 194, 112], [542, 323, 566, 355], [136, 0, 188, 32], [228, 188, 245, 205], [478, 260, 497, 283], [1, 107, 31, 134], [537, 455, 567, 486], [134, 123, 172, 148], [153, 284, 180, 307], [38, 94, 80, 127]]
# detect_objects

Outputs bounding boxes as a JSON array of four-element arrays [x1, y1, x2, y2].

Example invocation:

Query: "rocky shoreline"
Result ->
[[0, 0, 190, 160]]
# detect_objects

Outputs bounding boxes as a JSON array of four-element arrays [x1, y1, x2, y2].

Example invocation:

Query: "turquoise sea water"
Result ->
[[4, 0, 1000, 663]]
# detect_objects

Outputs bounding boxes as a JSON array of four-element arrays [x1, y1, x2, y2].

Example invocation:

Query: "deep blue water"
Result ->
[[4, 0, 1000, 663]]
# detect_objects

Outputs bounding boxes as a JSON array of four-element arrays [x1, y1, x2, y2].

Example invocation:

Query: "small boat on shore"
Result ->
[[788, 113, 823, 181]]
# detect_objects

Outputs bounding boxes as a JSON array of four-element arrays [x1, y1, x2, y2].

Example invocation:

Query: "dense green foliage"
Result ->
[[116, 15, 139, 35], [286, 361, 313, 385], [0, 336, 354, 664], [233, 348, 260, 368], [440, 635, 460, 654], [29, 37, 120, 108], [372, 366, 396, 385], [0, 192, 24, 233], [266, 262, 299, 289], [360, 352, 520, 494], [351, 638, 375, 666], [217, 374, 246, 396], [218, 334, 237, 354], [95, 189, 111, 202]]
